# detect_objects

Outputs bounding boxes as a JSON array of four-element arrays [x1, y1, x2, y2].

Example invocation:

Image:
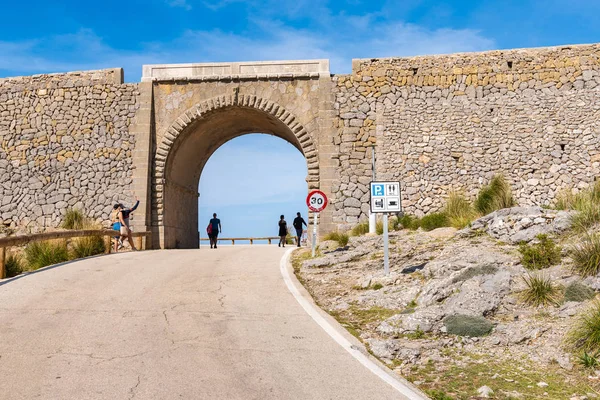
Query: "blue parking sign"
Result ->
[[372, 184, 385, 196]]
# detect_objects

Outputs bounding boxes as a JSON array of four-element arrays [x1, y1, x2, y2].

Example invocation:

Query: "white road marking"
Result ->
[[279, 248, 428, 400]]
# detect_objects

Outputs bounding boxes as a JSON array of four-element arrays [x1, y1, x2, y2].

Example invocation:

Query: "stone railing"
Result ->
[[0, 229, 152, 279]]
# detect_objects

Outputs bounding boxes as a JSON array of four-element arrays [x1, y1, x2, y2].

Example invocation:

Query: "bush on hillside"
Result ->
[[71, 236, 106, 259], [443, 314, 493, 337], [398, 214, 420, 230], [518, 234, 561, 270], [520, 273, 562, 307], [323, 231, 349, 247], [5, 254, 24, 278], [571, 234, 600, 277], [565, 282, 596, 303], [474, 175, 515, 215], [62, 209, 86, 230], [351, 222, 370, 236], [555, 182, 600, 230], [24, 241, 69, 271], [419, 212, 449, 232], [567, 300, 600, 353], [445, 192, 477, 229]]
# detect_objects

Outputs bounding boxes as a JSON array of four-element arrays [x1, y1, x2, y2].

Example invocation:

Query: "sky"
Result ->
[[1, 0, 599, 240]]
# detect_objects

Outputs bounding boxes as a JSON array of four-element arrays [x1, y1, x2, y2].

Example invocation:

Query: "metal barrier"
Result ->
[[0, 229, 152, 279], [199, 237, 284, 245]]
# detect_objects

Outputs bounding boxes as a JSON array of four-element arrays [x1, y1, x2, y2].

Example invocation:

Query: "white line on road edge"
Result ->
[[280, 248, 428, 400]]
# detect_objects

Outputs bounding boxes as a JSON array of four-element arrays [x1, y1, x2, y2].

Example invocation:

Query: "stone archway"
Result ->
[[153, 94, 320, 248]]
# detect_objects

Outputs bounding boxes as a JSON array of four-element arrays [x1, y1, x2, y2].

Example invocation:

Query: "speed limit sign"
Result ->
[[306, 190, 328, 212]]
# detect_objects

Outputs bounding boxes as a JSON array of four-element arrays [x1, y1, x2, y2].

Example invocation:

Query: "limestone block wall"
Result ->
[[332, 44, 600, 226], [0, 69, 140, 231]]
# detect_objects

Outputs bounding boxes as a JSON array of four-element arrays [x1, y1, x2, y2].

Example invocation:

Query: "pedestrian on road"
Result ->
[[118, 197, 139, 251], [209, 213, 222, 249], [278, 215, 287, 247], [293, 212, 307, 248]]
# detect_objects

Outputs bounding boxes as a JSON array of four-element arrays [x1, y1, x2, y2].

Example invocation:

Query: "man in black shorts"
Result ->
[[209, 213, 222, 249], [293, 212, 307, 247]]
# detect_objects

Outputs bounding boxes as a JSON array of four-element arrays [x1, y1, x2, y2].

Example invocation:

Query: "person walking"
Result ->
[[209, 213, 222, 249], [118, 197, 139, 251], [293, 212, 307, 247], [278, 215, 287, 248], [112, 204, 124, 252]]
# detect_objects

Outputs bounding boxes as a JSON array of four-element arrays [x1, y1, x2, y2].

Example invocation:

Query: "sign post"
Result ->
[[370, 182, 402, 276], [306, 190, 328, 257]]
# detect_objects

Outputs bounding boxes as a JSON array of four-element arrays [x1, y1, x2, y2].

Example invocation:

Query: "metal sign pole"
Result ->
[[383, 213, 389, 276], [312, 212, 318, 257]]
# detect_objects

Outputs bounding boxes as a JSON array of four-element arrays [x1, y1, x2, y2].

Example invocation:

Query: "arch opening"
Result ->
[[154, 99, 319, 248]]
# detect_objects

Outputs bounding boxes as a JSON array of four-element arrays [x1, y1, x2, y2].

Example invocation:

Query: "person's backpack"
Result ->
[[206, 224, 212, 235]]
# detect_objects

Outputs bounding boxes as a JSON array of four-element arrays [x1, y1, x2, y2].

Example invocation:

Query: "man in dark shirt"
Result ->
[[209, 213, 222, 249], [293, 212, 307, 248]]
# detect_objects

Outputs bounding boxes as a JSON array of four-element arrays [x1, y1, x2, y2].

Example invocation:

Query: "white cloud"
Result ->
[[166, 0, 192, 10], [0, 13, 495, 81]]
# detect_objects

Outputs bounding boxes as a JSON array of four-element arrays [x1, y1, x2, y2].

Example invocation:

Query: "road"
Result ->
[[0, 246, 420, 399]]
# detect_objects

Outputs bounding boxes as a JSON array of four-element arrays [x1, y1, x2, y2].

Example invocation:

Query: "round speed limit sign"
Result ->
[[306, 190, 328, 212]]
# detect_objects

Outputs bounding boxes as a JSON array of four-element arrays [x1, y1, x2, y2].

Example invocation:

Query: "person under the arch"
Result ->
[[209, 213, 222, 249]]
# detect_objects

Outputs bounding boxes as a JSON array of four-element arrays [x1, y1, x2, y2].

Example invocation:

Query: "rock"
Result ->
[[537, 382, 548, 388], [477, 385, 494, 398], [367, 339, 399, 359]]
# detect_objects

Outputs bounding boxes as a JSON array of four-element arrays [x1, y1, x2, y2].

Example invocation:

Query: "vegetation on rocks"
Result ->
[[571, 233, 600, 277], [565, 282, 596, 303], [567, 300, 600, 353], [518, 234, 561, 269], [323, 231, 350, 247], [418, 212, 449, 232], [443, 314, 493, 337], [62, 208, 86, 230], [474, 175, 515, 215], [444, 192, 477, 229], [350, 222, 370, 236], [520, 273, 562, 307], [555, 181, 600, 230]]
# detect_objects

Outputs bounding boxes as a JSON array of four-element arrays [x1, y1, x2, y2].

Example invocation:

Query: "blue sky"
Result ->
[[1, 0, 599, 240]]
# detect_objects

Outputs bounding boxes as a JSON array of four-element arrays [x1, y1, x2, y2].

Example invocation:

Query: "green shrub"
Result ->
[[567, 300, 600, 353], [24, 241, 69, 271], [564, 282, 596, 302], [5, 254, 24, 278], [578, 351, 600, 369], [323, 231, 349, 247], [350, 222, 370, 236], [443, 314, 493, 337], [419, 212, 449, 231], [474, 175, 515, 215], [518, 234, 561, 270], [71, 236, 105, 259], [571, 234, 600, 277], [62, 209, 86, 230], [451, 264, 498, 284], [520, 273, 562, 307], [427, 390, 454, 400], [398, 214, 420, 230], [445, 192, 476, 229], [555, 182, 600, 230], [371, 283, 383, 290]]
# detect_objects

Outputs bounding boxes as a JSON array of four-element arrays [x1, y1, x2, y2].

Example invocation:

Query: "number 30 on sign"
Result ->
[[306, 190, 328, 212]]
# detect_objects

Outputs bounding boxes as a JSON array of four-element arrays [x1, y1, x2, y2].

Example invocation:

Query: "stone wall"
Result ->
[[332, 44, 600, 226], [0, 69, 139, 232]]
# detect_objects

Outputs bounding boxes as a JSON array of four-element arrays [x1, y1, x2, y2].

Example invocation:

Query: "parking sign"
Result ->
[[370, 181, 402, 213]]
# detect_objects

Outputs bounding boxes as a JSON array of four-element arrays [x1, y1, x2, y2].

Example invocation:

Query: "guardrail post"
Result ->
[[105, 236, 111, 254], [0, 247, 5, 279], [231, 239, 235, 245], [268, 238, 271, 245], [136, 236, 143, 250]]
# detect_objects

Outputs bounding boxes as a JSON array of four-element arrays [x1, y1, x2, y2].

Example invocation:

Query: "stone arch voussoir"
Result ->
[[152, 94, 320, 225]]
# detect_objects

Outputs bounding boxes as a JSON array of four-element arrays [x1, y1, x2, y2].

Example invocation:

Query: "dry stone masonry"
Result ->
[[0, 44, 599, 246], [332, 44, 600, 226], [0, 68, 139, 231]]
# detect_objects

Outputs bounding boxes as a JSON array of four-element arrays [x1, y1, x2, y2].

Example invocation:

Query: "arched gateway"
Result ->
[[131, 60, 338, 248]]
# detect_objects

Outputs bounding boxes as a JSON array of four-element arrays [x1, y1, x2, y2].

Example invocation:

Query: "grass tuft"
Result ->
[[444, 314, 493, 337], [71, 236, 105, 259], [520, 273, 562, 307], [564, 282, 596, 303], [474, 174, 515, 215], [567, 300, 600, 353], [445, 192, 477, 229], [323, 231, 349, 247], [571, 233, 600, 277], [62, 208, 86, 230], [398, 214, 420, 230], [350, 222, 370, 236], [518, 234, 561, 270], [578, 351, 600, 369], [24, 241, 69, 271], [555, 181, 600, 230], [419, 212, 449, 231], [5, 253, 24, 278]]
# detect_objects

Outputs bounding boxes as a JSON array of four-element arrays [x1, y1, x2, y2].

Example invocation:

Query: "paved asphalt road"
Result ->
[[0, 246, 415, 399]]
